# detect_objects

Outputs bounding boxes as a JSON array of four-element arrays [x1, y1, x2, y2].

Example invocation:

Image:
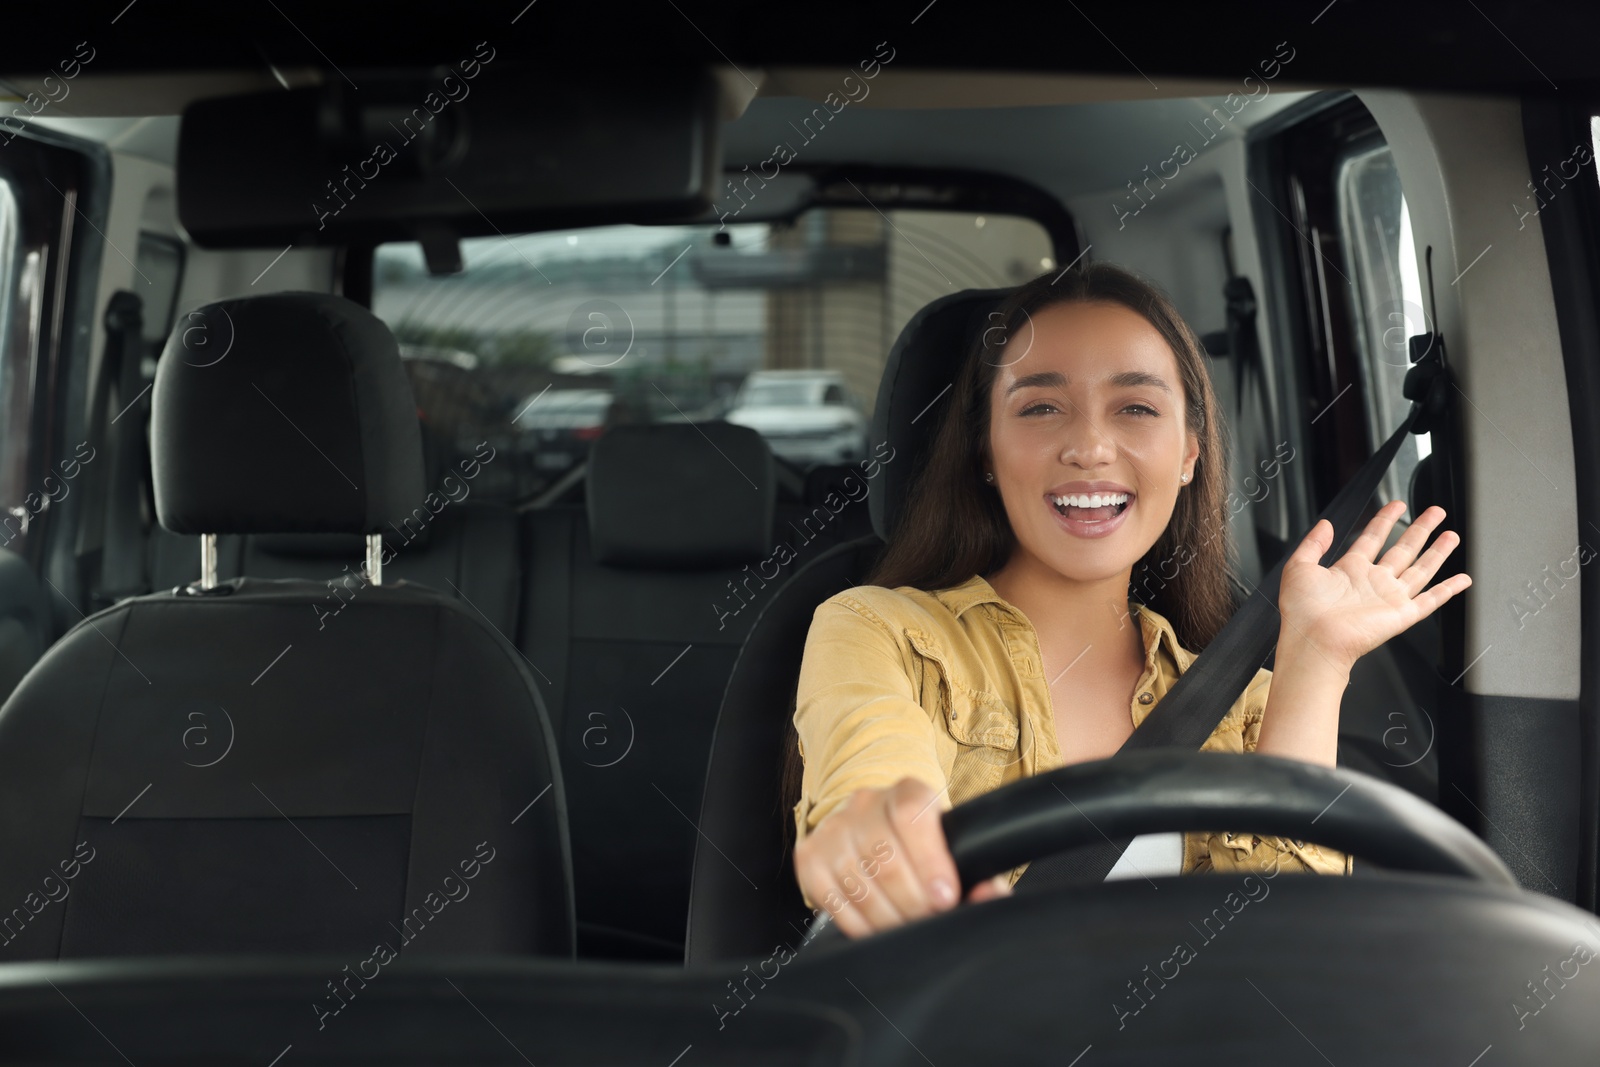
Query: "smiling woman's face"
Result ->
[[986, 299, 1200, 585]]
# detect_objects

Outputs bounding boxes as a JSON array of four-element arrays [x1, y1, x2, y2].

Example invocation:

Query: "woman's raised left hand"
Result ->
[[1276, 500, 1472, 672]]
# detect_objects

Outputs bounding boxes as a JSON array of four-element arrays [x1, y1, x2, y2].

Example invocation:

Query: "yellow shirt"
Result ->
[[792, 573, 1352, 895]]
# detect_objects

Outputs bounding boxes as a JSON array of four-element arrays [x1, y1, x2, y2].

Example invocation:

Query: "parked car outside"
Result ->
[[723, 369, 867, 467], [513, 387, 614, 473]]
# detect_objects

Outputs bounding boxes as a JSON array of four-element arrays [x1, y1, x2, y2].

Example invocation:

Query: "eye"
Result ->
[[1122, 403, 1160, 417], [1019, 401, 1059, 416]]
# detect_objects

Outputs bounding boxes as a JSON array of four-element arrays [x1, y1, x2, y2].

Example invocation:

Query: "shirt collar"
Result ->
[[935, 573, 1193, 668]]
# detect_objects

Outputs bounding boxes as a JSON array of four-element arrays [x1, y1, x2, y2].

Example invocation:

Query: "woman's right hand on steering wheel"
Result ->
[[793, 776, 1013, 939]]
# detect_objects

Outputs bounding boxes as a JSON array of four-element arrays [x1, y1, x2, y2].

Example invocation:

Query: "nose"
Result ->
[[1059, 409, 1116, 469]]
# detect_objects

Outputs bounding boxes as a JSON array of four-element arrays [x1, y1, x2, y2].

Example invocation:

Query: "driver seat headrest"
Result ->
[[867, 287, 1011, 542]]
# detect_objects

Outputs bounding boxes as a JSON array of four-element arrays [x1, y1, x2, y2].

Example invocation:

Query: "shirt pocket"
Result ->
[[904, 626, 1021, 798]]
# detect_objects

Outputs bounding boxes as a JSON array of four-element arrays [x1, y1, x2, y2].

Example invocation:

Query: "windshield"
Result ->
[[372, 208, 1053, 493]]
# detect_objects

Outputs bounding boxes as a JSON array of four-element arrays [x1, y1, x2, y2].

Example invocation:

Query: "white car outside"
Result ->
[[724, 371, 868, 467]]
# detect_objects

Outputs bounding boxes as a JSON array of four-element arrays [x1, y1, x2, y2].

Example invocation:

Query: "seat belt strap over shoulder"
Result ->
[[1011, 325, 1453, 892]]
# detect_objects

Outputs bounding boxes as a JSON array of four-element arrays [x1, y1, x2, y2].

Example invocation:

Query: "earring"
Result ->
[[984, 472, 995, 484], [1181, 472, 1190, 483]]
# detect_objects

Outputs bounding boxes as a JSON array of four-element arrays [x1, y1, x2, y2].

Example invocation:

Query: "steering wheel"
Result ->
[[804, 750, 1515, 944]]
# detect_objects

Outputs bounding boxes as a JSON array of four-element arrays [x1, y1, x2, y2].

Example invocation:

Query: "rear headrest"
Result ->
[[867, 287, 1010, 542], [587, 422, 775, 568], [151, 292, 426, 535]]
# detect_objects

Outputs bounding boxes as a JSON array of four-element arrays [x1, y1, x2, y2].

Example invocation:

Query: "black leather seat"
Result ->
[[519, 421, 771, 962], [687, 289, 1007, 964], [0, 291, 573, 958], [520, 421, 866, 960], [0, 549, 51, 703]]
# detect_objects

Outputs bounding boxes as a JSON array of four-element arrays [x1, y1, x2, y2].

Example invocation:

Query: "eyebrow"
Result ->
[[1004, 369, 1172, 396]]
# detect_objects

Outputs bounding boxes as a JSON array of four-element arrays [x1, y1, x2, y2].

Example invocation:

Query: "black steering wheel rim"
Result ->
[[942, 749, 1516, 890], [802, 751, 1515, 946]]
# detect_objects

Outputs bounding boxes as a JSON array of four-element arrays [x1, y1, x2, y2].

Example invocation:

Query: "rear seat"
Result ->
[[522, 422, 862, 960]]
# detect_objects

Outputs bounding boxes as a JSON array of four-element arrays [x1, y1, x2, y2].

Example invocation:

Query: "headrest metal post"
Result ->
[[199, 533, 217, 590], [366, 534, 383, 586]]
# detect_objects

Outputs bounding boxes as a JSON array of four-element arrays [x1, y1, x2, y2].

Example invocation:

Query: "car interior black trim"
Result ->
[[1523, 94, 1600, 913]]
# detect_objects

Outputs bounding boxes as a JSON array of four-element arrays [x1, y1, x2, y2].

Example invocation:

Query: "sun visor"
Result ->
[[176, 65, 722, 249]]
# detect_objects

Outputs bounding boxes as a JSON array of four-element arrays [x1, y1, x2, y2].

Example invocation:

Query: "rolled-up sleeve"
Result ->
[[1199, 670, 1353, 877], [792, 596, 950, 848]]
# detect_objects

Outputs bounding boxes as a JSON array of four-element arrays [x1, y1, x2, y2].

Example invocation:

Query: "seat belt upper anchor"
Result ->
[[1402, 331, 1451, 436]]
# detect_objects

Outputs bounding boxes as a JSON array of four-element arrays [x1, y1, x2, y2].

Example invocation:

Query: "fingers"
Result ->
[[827, 817, 910, 934], [795, 795, 890, 938], [1342, 500, 1408, 566], [1407, 571, 1473, 620], [793, 778, 967, 940], [822, 790, 912, 936], [1365, 504, 1467, 602], [1287, 518, 1334, 566], [883, 777, 964, 916], [1399, 528, 1463, 595], [965, 872, 1015, 904], [1375, 504, 1446, 574]]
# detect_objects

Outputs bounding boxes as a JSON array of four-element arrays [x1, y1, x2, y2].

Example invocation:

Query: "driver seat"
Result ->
[[686, 288, 1007, 964]]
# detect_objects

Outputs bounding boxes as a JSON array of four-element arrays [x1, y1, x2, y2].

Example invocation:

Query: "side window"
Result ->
[[1336, 143, 1430, 505], [822, 384, 846, 406]]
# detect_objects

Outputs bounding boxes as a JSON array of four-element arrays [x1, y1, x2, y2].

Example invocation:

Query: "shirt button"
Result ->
[[1137, 692, 1154, 705]]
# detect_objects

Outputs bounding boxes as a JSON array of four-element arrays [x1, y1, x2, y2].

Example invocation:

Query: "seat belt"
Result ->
[[73, 291, 143, 612], [1223, 276, 1267, 590], [1014, 324, 1451, 892], [99, 293, 153, 605]]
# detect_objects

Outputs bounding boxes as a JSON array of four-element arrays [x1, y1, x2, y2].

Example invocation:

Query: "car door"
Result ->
[[0, 122, 109, 699]]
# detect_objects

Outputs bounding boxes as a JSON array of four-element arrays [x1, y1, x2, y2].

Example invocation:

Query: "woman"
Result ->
[[787, 263, 1471, 940]]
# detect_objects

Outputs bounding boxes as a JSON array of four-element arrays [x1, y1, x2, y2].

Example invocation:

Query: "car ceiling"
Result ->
[[2, 2, 1596, 93], [19, 79, 1310, 216], [723, 93, 1310, 203]]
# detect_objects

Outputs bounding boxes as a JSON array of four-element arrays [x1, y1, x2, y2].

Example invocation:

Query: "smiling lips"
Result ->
[[1046, 482, 1134, 539]]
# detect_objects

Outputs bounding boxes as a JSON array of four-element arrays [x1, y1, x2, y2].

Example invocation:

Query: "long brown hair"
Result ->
[[779, 263, 1238, 850]]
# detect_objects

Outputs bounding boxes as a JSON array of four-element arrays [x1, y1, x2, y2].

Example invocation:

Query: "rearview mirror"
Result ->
[[176, 65, 722, 249]]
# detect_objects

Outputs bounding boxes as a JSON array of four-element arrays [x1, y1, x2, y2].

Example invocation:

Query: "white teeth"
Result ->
[[1052, 492, 1130, 509]]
